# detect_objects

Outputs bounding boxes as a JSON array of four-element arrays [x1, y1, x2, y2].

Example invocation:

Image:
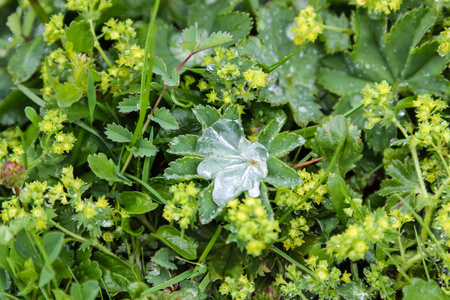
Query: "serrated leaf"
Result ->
[[320, 12, 351, 54], [239, 3, 322, 125], [311, 116, 363, 177], [131, 137, 157, 157], [385, 7, 435, 78], [257, 116, 286, 149], [65, 20, 95, 55], [153, 56, 180, 86], [105, 124, 133, 143], [56, 82, 84, 108], [152, 248, 177, 270], [197, 31, 233, 52], [196, 119, 269, 207], [327, 174, 351, 223], [8, 36, 45, 83], [212, 12, 252, 47], [119, 191, 158, 214], [179, 25, 199, 52], [198, 184, 222, 224], [192, 105, 221, 128], [164, 157, 203, 180], [403, 279, 450, 300], [167, 135, 200, 156], [74, 260, 102, 284], [118, 95, 141, 113], [88, 153, 129, 185], [380, 158, 420, 201], [148, 107, 179, 130], [265, 156, 301, 188]]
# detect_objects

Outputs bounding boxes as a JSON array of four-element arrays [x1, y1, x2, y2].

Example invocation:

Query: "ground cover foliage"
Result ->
[[3, 0, 450, 298]]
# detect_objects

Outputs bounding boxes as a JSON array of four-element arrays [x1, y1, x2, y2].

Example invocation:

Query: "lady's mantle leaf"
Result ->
[[403, 278, 450, 300], [380, 158, 420, 204], [88, 153, 130, 185], [131, 137, 157, 157], [148, 107, 179, 130], [196, 119, 269, 207], [104, 124, 133, 143]]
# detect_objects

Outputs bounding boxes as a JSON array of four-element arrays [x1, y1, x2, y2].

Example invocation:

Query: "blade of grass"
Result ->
[[16, 84, 46, 107], [87, 69, 96, 126]]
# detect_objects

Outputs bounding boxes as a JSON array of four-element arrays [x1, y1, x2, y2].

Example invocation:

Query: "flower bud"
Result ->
[[0, 161, 26, 188]]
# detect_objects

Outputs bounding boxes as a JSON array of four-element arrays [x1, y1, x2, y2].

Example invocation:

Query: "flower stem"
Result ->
[[322, 24, 353, 34], [265, 42, 309, 73]]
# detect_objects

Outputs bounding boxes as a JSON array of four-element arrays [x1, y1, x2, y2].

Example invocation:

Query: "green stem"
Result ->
[[279, 133, 347, 223], [193, 226, 222, 274], [29, 0, 49, 24], [142, 269, 203, 294], [265, 42, 310, 73], [420, 206, 436, 242], [88, 20, 113, 68], [272, 246, 317, 279], [322, 24, 353, 34], [137, 215, 156, 233], [51, 221, 115, 256]]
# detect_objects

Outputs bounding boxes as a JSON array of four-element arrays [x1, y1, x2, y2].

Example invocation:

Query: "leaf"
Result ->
[[208, 245, 243, 280], [403, 278, 450, 300], [43, 232, 64, 264], [380, 158, 420, 201], [24, 106, 42, 128], [311, 115, 363, 177], [8, 36, 45, 83], [73, 260, 102, 284], [88, 153, 129, 185], [121, 217, 144, 236], [56, 82, 84, 108], [257, 116, 286, 149], [327, 174, 351, 223], [15, 230, 42, 269], [320, 12, 351, 54], [151, 225, 197, 260], [118, 95, 141, 113], [212, 12, 252, 47], [167, 135, 199, 156], [198, 184, 222, 224], [87, 70, 96, 123], [179, 24, 233, 52], [198, 31, 233, 51], [82, 281, 100, 300], [152, 56, 180, 86], [39, 264, 55, 288], [119, 191, 158, 214], [65, 20, 95, 55], [164, 157, 203, 180], [239, 2, 322, 125], [93, 252, 139, 293], [152, 248, 177, 270], [148, 107, 179, 130], [104, 124, 133, 143], [192, 105, 221, 128], [131, 137, 157, 157], [269, 132, 305, 157], [179, 25, 199, 52], [196, 119, 269, 207], [385, 7, 436, 79], [265, 156, 301, 188]]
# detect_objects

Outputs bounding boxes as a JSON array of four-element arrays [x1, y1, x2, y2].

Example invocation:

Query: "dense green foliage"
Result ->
[[2, 0, 450, 299]]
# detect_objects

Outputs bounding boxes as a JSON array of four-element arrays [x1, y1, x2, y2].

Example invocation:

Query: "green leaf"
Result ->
[[56, 82, 84, 108], [118, 95, 141, 113], [385, 7, 435, 78], [327, 174, 351, 223], [192, 105, 221, 128], [198, 184, 222, 224], [198, 31, 233, 51], [73, 260, 102, 284], [87, 153, 129, 185], [104, 124, 133, 143], [65, 20, 95, 55], [403, 278, 450, 300], [24, 106, 42, 127], [121, 217, 144, 236], [311, 115, 363, 177], [179, 25, 199, 52], [15, 230, 42, 269], [179, 24, 233, 53], [43, 232, 64, 264], [82, 281, 100, 300], [87, 70, 96, 123], [257, 116, 286, 149], [239, 2, 322, 125], [151, 225, 197, 260], [39, 264, 55, 288], [380, 158, 420, 201], [265, 156, 301, 188], [212, 12, 252, 46], [320, 12, 351, 54], [152, 248, 177, 270], [131, 137, 158, 157], [269, 132, 305, 157], [153, 56, 180, 86], [208, 244, 243, 280], [119, 191, 158, 214], [148, 107, 179, 130], [8, 36, 45, 83], [93, 252, 139, 293], [164, 157, 203, 180], [167, 135, 199, 156]]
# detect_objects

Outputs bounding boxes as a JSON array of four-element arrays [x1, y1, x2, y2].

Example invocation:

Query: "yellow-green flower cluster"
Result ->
[[410, 94, 450, 148], [275, 169, 327, 211], [363, 264, 394, 298], [66, 0, 112, 13], [163, 182, 199, 229], [102, 18, 136, 50], [388, 209, 413, 230], [1, 197, 27, 223], [39, 110, 67, 134], [362, 81, 394, 130], [435, 204, 450, 238], [343, 198, 363, 217], [44, 14, 65, 45], [0, 138, 24, 165], [283, 216, 309, 250], [41, 49, 69, 99], [291, 6, 323, 45], [243, 69, 268, 89], [219, 275, 255, 300], [53, 132, 77, 154], [421, 157, 444, 183], [356, 0, 402, 15], [100, 66, 132, 93], [438, 28, 450, 56], [327, 211, 390, 261], [226, 196, 279, 256]]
